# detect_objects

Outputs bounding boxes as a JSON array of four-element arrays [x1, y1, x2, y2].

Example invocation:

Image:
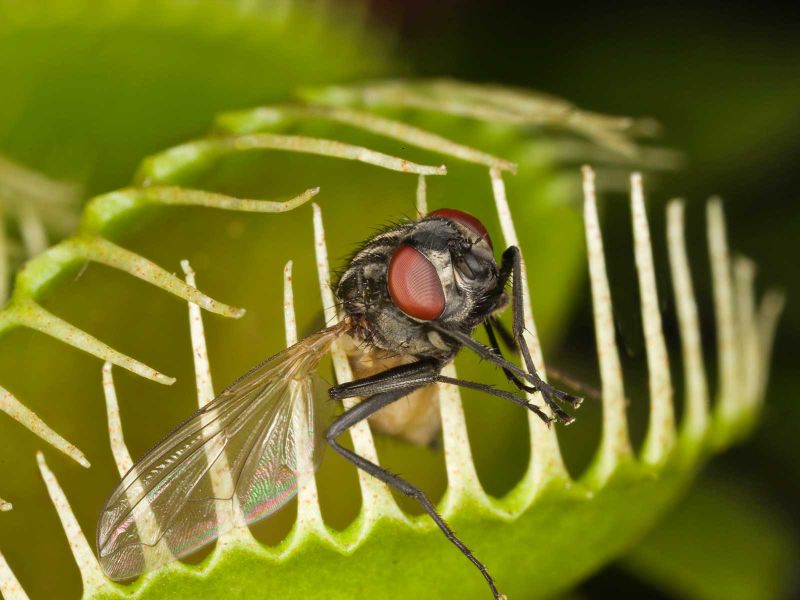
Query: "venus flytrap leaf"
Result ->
[[67, 236, 246, 319], [302, 79, 652, 158], [15, 203, 49, 257], [30, 166, 782, 600], [756, 291, 785, 403], [0, 385, 90, 468], [0, 186, 321, 447], [733, 257, 760, 417], [80, 186, 320, 236], [489, 167, 569, 491], [425, 79, 646, 157], [0, 548, 28, 600], [215, 105, 518, 173], [7, 301, 175, 386], [0, 79, 784, 599], [138, 134, 446, 187], [181, 260, 260, 557], [282, 260, 329, 543], [707, 199, 740, 444], [581, 166, 633, 485], [102, 363, 176, 569], [0, 154, 80, 238], [36, 452, 118, 597], [631, 173, 676, 464], [666, 201, 710, 444]]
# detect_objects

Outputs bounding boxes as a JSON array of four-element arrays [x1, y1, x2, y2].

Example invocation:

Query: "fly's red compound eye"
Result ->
[[387, 245, 445, 321], [430, 208, 493, 249]]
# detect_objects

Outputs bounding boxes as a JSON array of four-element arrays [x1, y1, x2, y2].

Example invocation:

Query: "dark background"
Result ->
[[369, 1, 800, 597]]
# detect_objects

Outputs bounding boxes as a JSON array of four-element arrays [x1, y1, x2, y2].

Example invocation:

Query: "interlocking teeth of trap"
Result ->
[[0, 82, 779, 598]]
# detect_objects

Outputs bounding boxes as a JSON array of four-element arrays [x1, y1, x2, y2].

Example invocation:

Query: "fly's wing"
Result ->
[[96, 325, 343, 581]]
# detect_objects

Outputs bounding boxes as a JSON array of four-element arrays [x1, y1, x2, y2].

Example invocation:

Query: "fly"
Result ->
[[96, 208, 582, 599]]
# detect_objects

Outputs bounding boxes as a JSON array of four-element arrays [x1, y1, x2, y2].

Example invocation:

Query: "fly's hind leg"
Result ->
[[327, 359, 503, 600]]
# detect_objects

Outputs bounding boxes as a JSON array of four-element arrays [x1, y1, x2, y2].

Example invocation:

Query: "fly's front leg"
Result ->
[[500, 246, 582, 422], [327, 360, 503, 599], [484, 319, 538, 394]]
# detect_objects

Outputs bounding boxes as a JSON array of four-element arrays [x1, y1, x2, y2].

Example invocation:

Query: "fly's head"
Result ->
[[409, 209, 501, 327], [337, 209, 502, 358]]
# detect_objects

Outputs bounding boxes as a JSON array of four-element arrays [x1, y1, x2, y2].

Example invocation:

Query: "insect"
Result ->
[[96, 208, 581, 599]]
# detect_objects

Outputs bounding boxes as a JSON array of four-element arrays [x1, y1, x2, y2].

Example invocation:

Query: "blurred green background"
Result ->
[[374, 0, 800, 596], [0, 0, 798, 598]]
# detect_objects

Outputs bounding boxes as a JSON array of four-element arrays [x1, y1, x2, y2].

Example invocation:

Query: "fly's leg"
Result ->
[[328, 358, 440, 400], [484, 319, 538, 394], [500, 246, 583, 420], [327, 360, 503, 600], [435, 374, 552, 424], [486, 317, 602, 402]]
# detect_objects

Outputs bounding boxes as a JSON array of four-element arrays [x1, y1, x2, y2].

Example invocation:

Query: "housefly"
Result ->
[[96, 208, 581, 598]]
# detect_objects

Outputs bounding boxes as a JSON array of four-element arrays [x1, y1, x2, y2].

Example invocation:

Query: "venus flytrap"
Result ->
[[666, 200, 710, 446], [215, 105, 518, 173], [0, 547, 28, 600], [36, 453, 119, 597], [136, 134, 447, 187], [581, 166, 633, 486], [0, 80, 781, 599], [0, 385, 90, 468], [631, 173, 676, 465], [69, 166, 780, 599], [102, 362, 176, 570], [489, 167, 568, 493], [298, 79, 650, 158], [0, 154, 81, 248], [180, 261, 260, 557], [1, 122, 446, 448], [281, 260, 330, 546], [0, 154, 81, 306]]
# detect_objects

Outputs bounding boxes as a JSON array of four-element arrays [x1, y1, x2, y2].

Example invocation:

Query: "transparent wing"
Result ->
[[97, 324, 344, 581]]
